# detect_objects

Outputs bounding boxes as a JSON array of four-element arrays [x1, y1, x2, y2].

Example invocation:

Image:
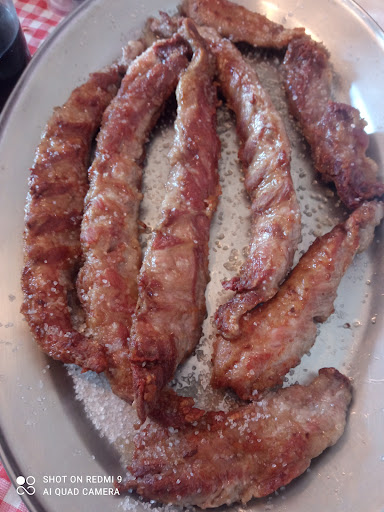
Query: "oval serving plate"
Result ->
[[0, 1, 383, 511]]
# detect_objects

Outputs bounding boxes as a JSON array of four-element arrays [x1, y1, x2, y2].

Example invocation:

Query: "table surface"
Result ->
[[1, 0, 384, 511]]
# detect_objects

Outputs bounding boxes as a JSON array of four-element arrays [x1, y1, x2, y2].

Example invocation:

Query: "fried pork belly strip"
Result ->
[[21, 59, 137, 372], [199, 28, 301, 339], [129, 20, 220, 422], [77, 35, 191, 401], [283, 35, 384, 209], [212, 201, 384, 399], [149, 17, 301, 338], [180, 0, 304, 49], [121, 368, 351, 508]]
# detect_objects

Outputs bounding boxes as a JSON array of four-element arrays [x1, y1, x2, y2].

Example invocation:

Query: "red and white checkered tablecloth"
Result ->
[[1, 1, 64, 508], [16, 0, 64, 55], [0, 465, 28, 512], [1, 0, 64, 504]]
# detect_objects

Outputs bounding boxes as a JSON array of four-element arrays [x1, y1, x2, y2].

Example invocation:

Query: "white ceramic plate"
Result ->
[[0, 1, 384, 511]]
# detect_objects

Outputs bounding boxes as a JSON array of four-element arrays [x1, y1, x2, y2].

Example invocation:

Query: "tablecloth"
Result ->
[[0, 465, 28, 512], [16, 0, 64, 56], [0, 5, 63, 512]]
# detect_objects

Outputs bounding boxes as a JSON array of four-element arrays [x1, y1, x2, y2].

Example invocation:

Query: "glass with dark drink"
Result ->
[[0, 0, 31, 112]]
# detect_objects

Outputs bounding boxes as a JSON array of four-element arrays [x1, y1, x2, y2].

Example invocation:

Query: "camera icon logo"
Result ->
[[16, 475, 36, 496]]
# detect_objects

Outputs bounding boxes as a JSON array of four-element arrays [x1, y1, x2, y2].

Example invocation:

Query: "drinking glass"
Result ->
[[0, 0, 30, 111]]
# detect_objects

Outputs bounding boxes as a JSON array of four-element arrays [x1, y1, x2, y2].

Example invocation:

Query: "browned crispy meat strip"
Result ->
[[180, 0, 305, 49], [120, 368, 351, 508], [198, 28, 301, 339], [129, 20, 220, 422], [212, 201, 384, 399], [77, 35, 191, 401], [21, 59, 137, 373], [148, 17, 301, 339], [283, 35, 384, 209], [283, 36, 332, 134]]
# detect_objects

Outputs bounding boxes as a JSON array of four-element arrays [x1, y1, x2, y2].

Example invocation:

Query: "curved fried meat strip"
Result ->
[[180, 0, 304, 49], [129, 20, 220, 422], [212, 201, 384, 399], [120, 368, 351, 508], [283, 35, 332, 136], [77, 35, 191, 401], [21, 60, 135, 372], [147, 17, 301, 339], [198, 28, 301, 339], [283, 35, 384, 209]]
